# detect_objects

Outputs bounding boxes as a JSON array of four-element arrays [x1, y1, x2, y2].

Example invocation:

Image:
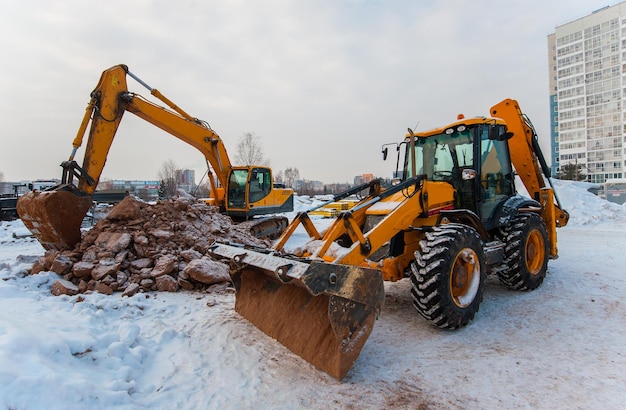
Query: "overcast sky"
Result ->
[[0, 0, 616, 184]]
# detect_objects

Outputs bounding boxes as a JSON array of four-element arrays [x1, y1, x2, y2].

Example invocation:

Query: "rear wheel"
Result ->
[[498, 212, 549, 290], [410, 224, 486, 329]]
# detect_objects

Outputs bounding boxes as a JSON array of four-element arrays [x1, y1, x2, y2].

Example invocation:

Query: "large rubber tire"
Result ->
[[498, 212, 549, 291], [410, 224, 486, 329]]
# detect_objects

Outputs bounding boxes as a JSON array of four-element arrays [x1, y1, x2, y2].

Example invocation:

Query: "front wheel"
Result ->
[[410, 224, 486, 329], [498, 212, 549, 290]]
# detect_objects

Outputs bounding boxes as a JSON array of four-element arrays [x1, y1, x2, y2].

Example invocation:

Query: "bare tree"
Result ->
[[234, 132, 269, 166], [193, 180, 212, 198], [283, 167, 300, 188], [274, 170, 283, 184], [0, 170, 4, 183], [158, 159, 178, 198]]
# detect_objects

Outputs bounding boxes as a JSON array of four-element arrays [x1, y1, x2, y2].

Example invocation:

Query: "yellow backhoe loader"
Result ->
[[210, 99, 569, 379], [17, 64, 294, 251]]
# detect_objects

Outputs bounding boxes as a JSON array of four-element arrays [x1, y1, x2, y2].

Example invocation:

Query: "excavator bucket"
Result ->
[[17, 186, 92, 251], [209, 243, 385, 379]]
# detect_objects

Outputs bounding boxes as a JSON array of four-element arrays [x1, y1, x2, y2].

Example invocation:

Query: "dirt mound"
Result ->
[[29, 195, 267, 296]]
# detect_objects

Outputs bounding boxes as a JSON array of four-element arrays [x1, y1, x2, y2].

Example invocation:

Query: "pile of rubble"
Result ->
[[30, 195, 268, 297]]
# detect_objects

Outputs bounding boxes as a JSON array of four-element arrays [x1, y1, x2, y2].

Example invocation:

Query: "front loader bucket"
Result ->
[[17, 186, 92, 251], [210, 243, 385, 379]]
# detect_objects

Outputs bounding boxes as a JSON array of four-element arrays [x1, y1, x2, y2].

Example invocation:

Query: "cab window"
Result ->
[[248, 168, 271, 203], [480, 125, 513, 219]]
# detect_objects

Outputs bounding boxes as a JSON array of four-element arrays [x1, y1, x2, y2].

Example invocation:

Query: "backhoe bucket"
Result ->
[[17, 186, 92, 251], [209, 243, 385, 379]]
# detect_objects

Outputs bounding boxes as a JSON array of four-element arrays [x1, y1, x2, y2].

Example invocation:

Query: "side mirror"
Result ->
[[502, 131, 514, 140], [462, 169, 477, 180], [488, 126, 514, 141]]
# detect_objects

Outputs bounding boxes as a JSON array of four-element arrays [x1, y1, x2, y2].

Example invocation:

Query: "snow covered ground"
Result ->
[[1, 180, 625, 409]]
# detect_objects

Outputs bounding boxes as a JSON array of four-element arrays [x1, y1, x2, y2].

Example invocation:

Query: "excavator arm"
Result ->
[[18, 64, 238, 250], [70, 64, 232, 197]]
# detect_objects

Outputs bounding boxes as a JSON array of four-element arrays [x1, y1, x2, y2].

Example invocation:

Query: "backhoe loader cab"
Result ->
[[209, 98, 569, 379], [398, 118, 516, 229]]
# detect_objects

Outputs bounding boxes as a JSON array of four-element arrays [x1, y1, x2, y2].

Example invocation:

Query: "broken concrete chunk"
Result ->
[[51, 279, 79, 296], [129, 258, 153, 272], [72, 261, 95, 278], [92, 259, 120, 281], [95, 232, 132, 254], [122, 283, 141, 297], [151, 254, 178, 278], [94, 282, 113, 295], [156, 275, 179, 292], [107, 196, 143, 220], [183, 258, 230, 285], [50, 255, 73, 275]]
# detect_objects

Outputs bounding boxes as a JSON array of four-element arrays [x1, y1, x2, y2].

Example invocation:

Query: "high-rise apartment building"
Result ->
[[175, 169, 196, 193], [548, 3, 626, 183]]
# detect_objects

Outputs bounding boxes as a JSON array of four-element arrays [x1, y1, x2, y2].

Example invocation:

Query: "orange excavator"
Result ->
[[210, 99, 569, 379], [17, 64, 294, 250]]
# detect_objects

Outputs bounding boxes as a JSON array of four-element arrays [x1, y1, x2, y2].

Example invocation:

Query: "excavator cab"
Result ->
[[225, 166, 292, 216], [227, 167, 272, 209]]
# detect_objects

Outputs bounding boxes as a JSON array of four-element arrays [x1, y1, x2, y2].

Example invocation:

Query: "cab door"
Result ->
[[227, 168, 249, 210], [247, 168, 271, 204], [479, 125, 514, 226]]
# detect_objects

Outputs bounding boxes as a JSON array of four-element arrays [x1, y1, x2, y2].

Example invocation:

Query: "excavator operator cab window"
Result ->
[[248, 167, 271, 203]]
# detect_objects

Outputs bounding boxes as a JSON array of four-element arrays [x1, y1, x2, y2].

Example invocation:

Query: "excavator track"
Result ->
[[237, 216, 289, 239]]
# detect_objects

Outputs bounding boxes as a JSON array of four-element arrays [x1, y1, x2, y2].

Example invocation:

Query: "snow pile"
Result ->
[[28, 195, 265, 297], [552, 179, 626, 226]]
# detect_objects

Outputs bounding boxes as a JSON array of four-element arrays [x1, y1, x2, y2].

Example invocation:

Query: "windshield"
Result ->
[[403, 126, 475, 181]]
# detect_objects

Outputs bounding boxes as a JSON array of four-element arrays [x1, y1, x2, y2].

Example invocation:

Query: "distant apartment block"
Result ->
[[97, 180, 160, 201], [548, 2, 626, 183], [354, 174, 374, 186], [176, 169, 195, 193]]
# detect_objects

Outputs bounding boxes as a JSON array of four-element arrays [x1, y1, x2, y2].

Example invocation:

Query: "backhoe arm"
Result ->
[[490, 99, 569, 228], [490, 99, 568, 259]]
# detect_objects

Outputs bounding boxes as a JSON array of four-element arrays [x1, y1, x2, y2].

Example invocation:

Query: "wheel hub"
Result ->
[[450, 249, 480, 308], [525, 229, 545, 276]]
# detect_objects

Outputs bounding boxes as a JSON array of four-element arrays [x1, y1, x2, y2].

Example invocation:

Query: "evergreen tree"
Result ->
[[556, 163, 586, 181]]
